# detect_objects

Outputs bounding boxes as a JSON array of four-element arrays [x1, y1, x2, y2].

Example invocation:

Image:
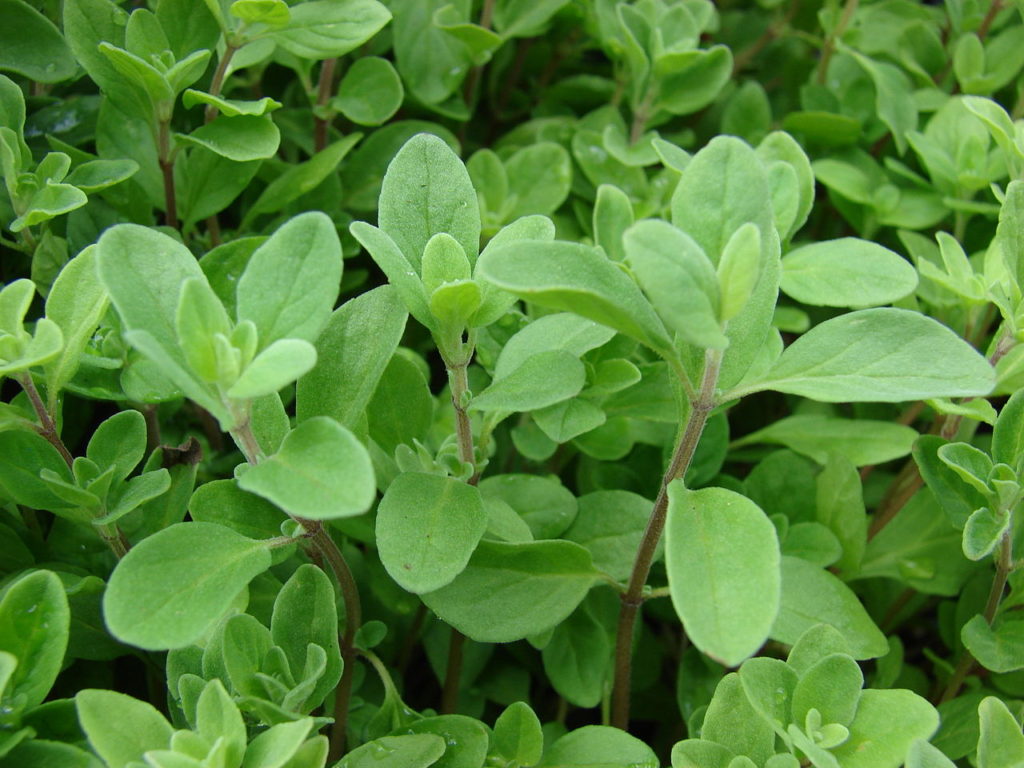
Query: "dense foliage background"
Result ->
[[0, 0, 1023, 766]]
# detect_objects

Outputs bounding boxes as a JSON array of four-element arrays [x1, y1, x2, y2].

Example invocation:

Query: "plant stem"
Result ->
[[441, 627, 466, 714], [313, 57, 338, 152], [815, 0, 859, 85], [459, 0, 496, 129], [230, 419, 360, 758], [440, 353, 478, 712], [611, 349, 722, 730], [205, 43, 238, 123], [17, 373, 73, 468], [157, 118, 178, 230], [18, 373, 131, 558], [977, 0, 1004, 42], [938, 532, 1013, 704], [629, 88, 655, 145]]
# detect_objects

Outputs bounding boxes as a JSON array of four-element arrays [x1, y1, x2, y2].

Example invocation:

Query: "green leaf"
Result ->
[[177, 115, 280, 161], [505, 142, 572, 219], [666, 484, 781, 667], [815, 453, 867, 574], [593, 184, 634, 263], [376, 472, 487, 593], [470, 350, 585, 413], [335, 734, 445, 768], [962, 507, 1009, 561], [10, 183, 87, 232], [961, 614, 1024, 673], [246, 135, 361, 221], [350, 222, 433, 328], [240, 718, 313, 768], [237, 416, 375, 520], [493, 313, 614, 380], [378, 133, 480, 269], [86, 409, 146, 484], [737, 657, 798, 739], [103, 521, 272, 649], [227, 339, 317, 399], [296, 286, 407, 430], [182, 89, 282, 117], [0, 570, 69, 709], [0, 430, 76, 512], [733, 309, 995, 402], [492, 0, 570, 38], [905, 740, 958, 768], [623, 219, 725, 349], [271, 564, 342, 710], [334, 56, 403, 126], [366, 353, 433, 454], [791, 653, 863, 727], [993, 389, 1024, 472], [65, 158, 138, 192], [732, 415, 918, 466], [845, 48, 917, 154], [830, 689, 939, 768], [77, 690, 173, 768], [269, 0, 391, 59], [671, 135, 775, 265], [476, 240, 672, 356], [0, 0, 78, 83], [399, 715, 489, 768], [542, 602, 610, 708], [772, 556, 888, 659], [702, 673, 776, 767], [780, 239, 918, 308], [717, 223, 763, 323], [536, 726, 657, 768], [977, 696, 1024, 768], [654, 46, 733, 117], [421, 540, 598, 643], [178, 150, 261, 229], [478, 474, 577, 539], [196, 679, 246, 768], [491, 702, 543, 767], [237, 211, 342, 350]]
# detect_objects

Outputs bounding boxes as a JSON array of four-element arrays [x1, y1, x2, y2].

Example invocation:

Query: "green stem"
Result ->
[[816, 0, 859, 85], [205, 43, 238, 123], [611, 348, 722, 730], [629, 88, 656, 145], [938, 531, 1013, 704]]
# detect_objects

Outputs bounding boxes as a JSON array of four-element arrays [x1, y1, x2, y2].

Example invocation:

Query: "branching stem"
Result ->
[[612, 349, 722, 729]]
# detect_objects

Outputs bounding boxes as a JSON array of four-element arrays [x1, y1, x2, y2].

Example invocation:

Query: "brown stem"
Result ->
[[459, 0, 497, 129], [938, 532, 1012, 704], [629, 88, 655, 145], [612, 349, 722, 730], [158, 119, 178, 230], [231, 420, 361, 758], [314, 58, 338, 152], [977, 0, 1005, 42], [731, 0, 800, 76], [449, 362, 475, 469], [397, 603, 428, 677], [18, 373, 73, 468], [816, 0, 859, 84], [441, 628, 466, 714]]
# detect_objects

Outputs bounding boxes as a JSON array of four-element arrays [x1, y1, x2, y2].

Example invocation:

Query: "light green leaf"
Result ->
[[791, 653, 863, 727], [237, 416, 375, 520], [0, 570, 69, 708], [240, 718, 313, 768], [962, 507, 1008, 561], [491, 701, 543, 767], [476, 240, 672, 356], [181, 89, 282, 117], [830, 689, 939, 768], [536, 726, 657, 768], [718, 223, 762, 323], [815, 453, 867, 574], [349, 222, 432, 328], [623, 219, 725, 349], [905, 740, 958, 768], [177, 115, 280, 161], [76, 689, 173, 768], [65, 158, 139, 192], [542, 603, 610, 708], [780, 239, 918, 308], [378, 133, 480, 269], [961, 614, 1024, 673], [334, 56, 403, 126], [103, 521, 272, 649], [227, 339, 317, 399], [296, 286, 407, 430], [335, 735, 445, 768], [470, 350, 585, 413], [977, 695, 1024, 768], [421, 540, 598, 643], [269, 0, 391, 59], [505, 142, 572, 219], [493, 313, 614, 380], [666, 484, 781, 667], [237, 211, 342, 350], [733, 309, 994, 402], [702, 673, 776, 767], [376, 472, 487, 593], [732, 415, 917, 466], [992, 389, 1024, 471], [771, 556, 888, 659]]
